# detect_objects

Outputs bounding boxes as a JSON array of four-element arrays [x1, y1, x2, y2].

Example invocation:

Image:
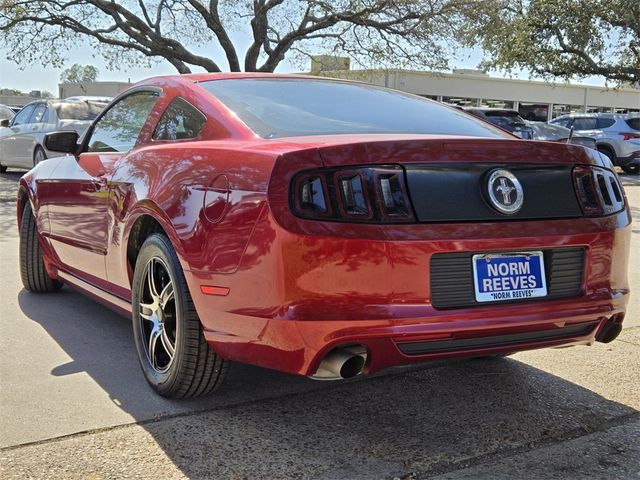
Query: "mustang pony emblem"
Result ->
[[487, 169, 523, 214]]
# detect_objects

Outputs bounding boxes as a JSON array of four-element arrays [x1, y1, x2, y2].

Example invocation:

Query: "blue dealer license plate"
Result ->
[[472, 252, 547, 303]]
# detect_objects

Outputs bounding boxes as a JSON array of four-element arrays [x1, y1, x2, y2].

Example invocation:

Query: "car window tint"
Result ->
[[29, 103, 48, 124], [624, 118, 640, 131], [153, 97, 206, 141], [12, 105, 35, 126], [201, 78, 511, 139], [54, 101, 107, 121], [596, 118, 616, 129], [88, 92, 158, 153], [552, 118, 571, 128], [572, 118, 597, 130]]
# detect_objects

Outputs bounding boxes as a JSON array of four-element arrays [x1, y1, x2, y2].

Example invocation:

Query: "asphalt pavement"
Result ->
[[1, 169, 639, 479]]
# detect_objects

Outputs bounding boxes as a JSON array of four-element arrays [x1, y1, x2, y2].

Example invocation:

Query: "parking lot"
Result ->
[[1, 169, 639, 479]]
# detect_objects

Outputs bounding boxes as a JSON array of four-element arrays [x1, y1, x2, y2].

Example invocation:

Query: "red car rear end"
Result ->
[[192, 134, 630, 380]]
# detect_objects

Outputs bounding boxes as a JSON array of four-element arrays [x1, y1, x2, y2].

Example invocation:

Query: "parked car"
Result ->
[[463, 107, 534, 139], [525, 121, 597, 150], [550, 113, 640, 174], [0, 99, 108, 172], [18, 74, 629, 398], [0, 104, 15, 123]]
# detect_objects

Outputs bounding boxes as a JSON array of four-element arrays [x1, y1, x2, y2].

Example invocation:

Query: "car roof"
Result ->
[[554, 112, 634, 119], [463, 107, 519, 113]]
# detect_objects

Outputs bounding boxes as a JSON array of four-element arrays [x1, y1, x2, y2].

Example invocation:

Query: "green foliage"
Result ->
[[464, 0, 640, 84], [60, 64, 100, 83], [0, 0, 483, 74]]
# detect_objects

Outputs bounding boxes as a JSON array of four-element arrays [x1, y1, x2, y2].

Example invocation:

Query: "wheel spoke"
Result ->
[[159, 281, 174, 309], [147, 259, 160, 300], [139, 302, 154, 320], [148, 327, 161, 369], [160, 328, 175, 358]]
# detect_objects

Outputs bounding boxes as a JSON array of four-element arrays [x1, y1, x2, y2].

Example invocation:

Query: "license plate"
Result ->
[[472, 252, 547, 303]]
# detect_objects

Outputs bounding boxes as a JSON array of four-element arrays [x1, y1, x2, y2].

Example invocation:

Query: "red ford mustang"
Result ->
[[17, 74, 630, 398]]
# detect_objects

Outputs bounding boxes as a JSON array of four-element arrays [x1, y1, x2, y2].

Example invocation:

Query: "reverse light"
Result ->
[[291, 165, 415, 223], [573, 165, 624, 216]]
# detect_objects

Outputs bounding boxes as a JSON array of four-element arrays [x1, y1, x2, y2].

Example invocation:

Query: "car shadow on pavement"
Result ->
[[15, 287, 640, 479]]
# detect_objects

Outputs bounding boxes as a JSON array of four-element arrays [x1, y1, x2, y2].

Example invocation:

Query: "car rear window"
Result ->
[[53, 101, 107, 121], [200, 78, 511, 139], [596, 118, 616, 129], [625, 118, 640, 131]]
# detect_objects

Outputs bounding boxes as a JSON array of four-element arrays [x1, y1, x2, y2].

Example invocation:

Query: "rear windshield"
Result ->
[[625, 118, 640, 131], [200, 78, 511, 139], [53, 101, 106, 121]]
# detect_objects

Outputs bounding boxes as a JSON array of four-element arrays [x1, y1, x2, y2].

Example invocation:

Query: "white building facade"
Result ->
[[320, 69, 640, 121]]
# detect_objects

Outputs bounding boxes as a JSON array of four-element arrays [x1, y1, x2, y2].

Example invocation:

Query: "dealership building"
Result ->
[[310, 59, 640, 121]]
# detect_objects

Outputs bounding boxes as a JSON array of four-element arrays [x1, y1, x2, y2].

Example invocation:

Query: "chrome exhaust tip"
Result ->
[[309, 346, 367, 381]]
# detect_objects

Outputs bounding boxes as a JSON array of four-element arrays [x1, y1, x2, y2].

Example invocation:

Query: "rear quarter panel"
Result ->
[[106, 143, 278, 297]]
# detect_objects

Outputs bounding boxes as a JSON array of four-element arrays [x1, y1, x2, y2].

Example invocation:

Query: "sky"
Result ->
[[0, 27, 607, 95]]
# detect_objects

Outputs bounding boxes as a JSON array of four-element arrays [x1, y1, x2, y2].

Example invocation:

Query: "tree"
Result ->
[[60, 64, 100, 83], [464, 0, 640, 85], [1, 0, 478, 74]]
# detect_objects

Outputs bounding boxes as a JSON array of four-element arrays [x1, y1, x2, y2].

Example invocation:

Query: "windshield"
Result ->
[[200, 78, 511, 139], [53, 101, 107, 121]]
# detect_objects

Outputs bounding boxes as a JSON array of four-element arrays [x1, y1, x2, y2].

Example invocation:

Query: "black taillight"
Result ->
[[573, 165, 625, 216], [291, 165, 415, 223]]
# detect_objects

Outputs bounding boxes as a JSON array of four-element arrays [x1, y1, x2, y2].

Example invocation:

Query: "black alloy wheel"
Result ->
[[132, 233, 228, 398]]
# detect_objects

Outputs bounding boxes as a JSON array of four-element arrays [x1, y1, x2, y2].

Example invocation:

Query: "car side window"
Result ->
[[11, 105, 35, 126], [152, 97, 207, 141], [29, 104, 48, 124], [551, 118, 570, 128], [596, 118, 616, 129], [87, 91, 159, 153], [572, 118, 597, 131]]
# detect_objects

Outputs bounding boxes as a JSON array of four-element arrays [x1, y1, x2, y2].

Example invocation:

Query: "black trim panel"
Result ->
[[430, 247, 585, 309], [397, 321, 598, 355], [405, 164, 582, 222]]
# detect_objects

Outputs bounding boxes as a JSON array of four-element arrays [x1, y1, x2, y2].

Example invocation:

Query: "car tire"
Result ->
[[132, 233, 228, 398], [33, 147, 46, 167], [19, 202, 63, 293], [621, 164, 640, 175]]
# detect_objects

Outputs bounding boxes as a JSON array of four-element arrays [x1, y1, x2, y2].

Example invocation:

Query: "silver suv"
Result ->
[[550, 113, 640, 174]]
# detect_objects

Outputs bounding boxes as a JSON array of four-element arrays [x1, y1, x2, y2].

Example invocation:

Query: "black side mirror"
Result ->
[[44, 131, 79, 154], [0, 119, 9, 128]]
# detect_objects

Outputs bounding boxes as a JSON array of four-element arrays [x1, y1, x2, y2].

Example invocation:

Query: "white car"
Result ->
[[0, 99, 108, 172]]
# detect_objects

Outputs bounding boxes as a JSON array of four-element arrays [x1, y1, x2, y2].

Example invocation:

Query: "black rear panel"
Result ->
[[430, 247, 585, 309], [405, 164, 581, 222], [397, 321, 597, 355]]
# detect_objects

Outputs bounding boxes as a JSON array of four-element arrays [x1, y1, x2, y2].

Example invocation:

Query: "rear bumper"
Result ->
[[186, 208, 631, 377], [201, 292, 628, 376], [617, 152, 640, 166]]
